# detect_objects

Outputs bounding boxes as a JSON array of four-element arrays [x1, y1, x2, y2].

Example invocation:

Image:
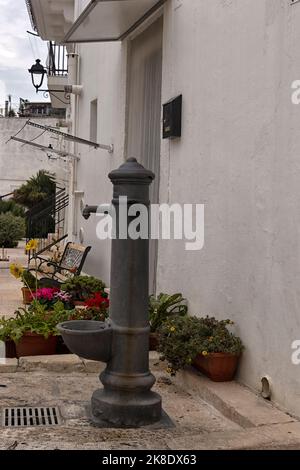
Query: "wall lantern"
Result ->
[[28, 59, 46, 93]]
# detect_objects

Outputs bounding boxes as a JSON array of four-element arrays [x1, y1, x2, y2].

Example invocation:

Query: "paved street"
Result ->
[[0, 356, 300, 450], [0, 245, 300, 450], [0, 243, 27, 319]]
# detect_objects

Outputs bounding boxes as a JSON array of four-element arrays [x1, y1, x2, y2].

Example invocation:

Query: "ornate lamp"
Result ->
[[28, 59, 46, 93]]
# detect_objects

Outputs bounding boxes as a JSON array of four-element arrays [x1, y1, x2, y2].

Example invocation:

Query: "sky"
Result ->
[[0, 0, 48, 112]]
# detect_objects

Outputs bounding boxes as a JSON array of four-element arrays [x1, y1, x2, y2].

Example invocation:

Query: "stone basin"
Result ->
[[57, 320, 112, 363]]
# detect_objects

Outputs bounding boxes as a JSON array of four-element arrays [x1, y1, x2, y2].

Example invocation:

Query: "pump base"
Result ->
[[91, 388, 162, 427]]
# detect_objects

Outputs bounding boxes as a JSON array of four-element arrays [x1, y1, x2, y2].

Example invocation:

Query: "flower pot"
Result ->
[[5, 340, 16, 358], [149, 332, 159, 351], [193, 352, 240, 382], [15, 333, 57, 358], [21, 287, 33, 305]]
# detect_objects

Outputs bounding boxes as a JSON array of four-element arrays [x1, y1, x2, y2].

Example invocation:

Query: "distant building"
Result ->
[[18, 100, 66, 118]]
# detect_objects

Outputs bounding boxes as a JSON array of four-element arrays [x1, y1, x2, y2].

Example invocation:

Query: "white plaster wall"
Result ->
[[157, 0, 300, 416], [72, 40, 127, 282], [71, 0, 300, 416], [0, 118, 68, 195]]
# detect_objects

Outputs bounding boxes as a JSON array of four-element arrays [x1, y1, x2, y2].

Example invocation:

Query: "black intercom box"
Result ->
[[163, 94, 182, 139]]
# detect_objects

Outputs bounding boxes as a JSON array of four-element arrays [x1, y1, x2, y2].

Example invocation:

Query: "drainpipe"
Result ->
[[66, 51, 80, 240]]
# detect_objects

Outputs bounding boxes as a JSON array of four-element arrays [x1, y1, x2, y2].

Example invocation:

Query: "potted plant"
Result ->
[[83, 292, 110, 321], [0, 301, 74, 358], [148, 293, 187, 350], [192, 317, 244, 381], [10, 264, 38, 305], [61, 275, 106, 305], [32, 287, 73, 311], [158, 315, 244, 381]]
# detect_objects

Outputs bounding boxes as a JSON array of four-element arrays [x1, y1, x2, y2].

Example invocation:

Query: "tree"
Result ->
[[12, 171, 56, 209], [0, 200, 25, 218], [0, 213, 25, 248]]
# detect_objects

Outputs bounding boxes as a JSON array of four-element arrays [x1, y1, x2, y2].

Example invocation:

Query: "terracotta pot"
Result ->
[[149, 332, 159, 351], [193, 352, 240, 382], [21, 287, 33, 305], [15, 333, 57, 358], [5, 340, 16, 358]]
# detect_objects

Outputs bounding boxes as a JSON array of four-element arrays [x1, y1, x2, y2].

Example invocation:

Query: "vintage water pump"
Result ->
[[58, 158, 162, 427]]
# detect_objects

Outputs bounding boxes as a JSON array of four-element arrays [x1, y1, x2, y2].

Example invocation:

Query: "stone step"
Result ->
[[167, 422, 300, 450], [172, 366, 296, 428], [0, 351, 160, 374]]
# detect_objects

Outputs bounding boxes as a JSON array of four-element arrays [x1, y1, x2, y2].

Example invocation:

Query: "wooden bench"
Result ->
[[30, 242, 91, 288]]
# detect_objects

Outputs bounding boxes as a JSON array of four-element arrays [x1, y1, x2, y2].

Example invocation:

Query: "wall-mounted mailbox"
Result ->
[[163, 95, 182, 139]]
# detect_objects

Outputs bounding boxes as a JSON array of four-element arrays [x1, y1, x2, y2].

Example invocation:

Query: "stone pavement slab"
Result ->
[[0, 370, 241, 450]]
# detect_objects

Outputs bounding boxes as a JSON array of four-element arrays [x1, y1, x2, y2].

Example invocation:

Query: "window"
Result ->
[[90, 99, 98, 142]]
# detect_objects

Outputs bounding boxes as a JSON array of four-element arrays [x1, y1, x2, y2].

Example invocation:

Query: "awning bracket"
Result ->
[[10, 136, 80, 161], [26, 120, 114, 153]]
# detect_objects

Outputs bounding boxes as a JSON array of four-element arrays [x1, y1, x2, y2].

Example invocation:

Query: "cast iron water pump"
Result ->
[[58, 158, 162, 427]]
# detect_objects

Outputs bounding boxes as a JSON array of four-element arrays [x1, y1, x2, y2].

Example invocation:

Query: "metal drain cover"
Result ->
[[2, 407, 61, 427]]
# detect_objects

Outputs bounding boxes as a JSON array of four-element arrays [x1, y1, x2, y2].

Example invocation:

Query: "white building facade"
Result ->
[[0, 117, 68, 196], [27, 0, 300, 417]]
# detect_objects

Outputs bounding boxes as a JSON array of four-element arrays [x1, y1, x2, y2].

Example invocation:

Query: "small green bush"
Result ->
[[0, 301, 72, 343], [0, 212, 25, 248], [61, 276, 106, 301], [158, 315, 244, 376], [149, 293, 187, 333], [0, 200, 25, 218], [12, 170, 55, 209]]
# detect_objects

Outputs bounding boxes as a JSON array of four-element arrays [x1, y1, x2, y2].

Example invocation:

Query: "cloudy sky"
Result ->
[[0, 0, 48, 111]]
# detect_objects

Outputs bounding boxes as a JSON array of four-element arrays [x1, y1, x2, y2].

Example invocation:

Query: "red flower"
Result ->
[[84, 292, 109, 310]]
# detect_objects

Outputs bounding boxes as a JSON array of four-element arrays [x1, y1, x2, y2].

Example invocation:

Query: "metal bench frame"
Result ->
[[30, 242, 91, 287]]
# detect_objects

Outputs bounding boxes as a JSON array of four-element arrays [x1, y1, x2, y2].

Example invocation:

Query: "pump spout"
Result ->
[[82, 205, 98, 220], [82, 204, 112, 219]]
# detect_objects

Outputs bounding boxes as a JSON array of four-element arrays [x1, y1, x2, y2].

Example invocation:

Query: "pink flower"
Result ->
[[33, 288, 59, 301], [54, 291, 72, 303]]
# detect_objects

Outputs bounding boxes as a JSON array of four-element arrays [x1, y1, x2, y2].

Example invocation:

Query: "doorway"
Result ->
[[126, 17, 163, 293]]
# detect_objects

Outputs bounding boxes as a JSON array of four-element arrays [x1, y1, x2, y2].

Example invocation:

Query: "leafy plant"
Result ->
[[61, 276, 106, 301], [158, 315, 244, 376], [0, 213, 25, 248], [13, 170, 55, 209], [21, 270, 38, 290], [194, 316, 244, 356], [0, 200, 25, 218], [80, 307, 108, 322], [32, 288, 73, 310], [149, 293, 187, 333], [10, 265, 38, 290], [0, 301, 74, 343], [158, 316, 205, 375]]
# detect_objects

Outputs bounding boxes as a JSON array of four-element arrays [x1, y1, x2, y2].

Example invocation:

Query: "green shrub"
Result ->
[[21, 270, 38, 290], [158, 315, 244, 376], [0, 301, 72, 343], [61, 276, 106, 301], [0, 212, 25, 248], [13, 170, 55, 209], [149, 293, 187, 333], [0, 200, 25, 217]]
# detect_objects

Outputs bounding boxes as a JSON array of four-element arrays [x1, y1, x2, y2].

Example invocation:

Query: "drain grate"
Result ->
[[2, 407, 61, 427]]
